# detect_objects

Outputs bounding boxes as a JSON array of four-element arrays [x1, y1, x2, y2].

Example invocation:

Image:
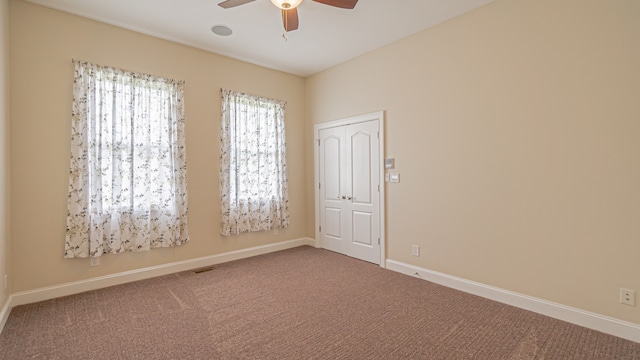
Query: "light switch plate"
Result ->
[[384, 158, 395, 169], [390, 173, 400, 183]]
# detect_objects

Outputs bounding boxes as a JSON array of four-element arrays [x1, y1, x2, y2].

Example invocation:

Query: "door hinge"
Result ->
[[377, 184, 380, 192], [317, 139, 320, 146], [377, 131, 379, 139], [319, 226, 322, 232], [319, 183, 321, 190], [378, 237, 380, 245]]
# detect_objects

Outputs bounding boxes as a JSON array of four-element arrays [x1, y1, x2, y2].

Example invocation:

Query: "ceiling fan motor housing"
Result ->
[[271, 0, 303, 10]]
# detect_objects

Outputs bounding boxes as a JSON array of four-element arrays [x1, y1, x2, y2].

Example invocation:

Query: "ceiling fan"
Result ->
[[218, 0, 358, 32]]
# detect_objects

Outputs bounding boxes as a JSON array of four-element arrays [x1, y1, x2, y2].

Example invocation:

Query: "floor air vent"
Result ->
[[193, 266, 216, 274]]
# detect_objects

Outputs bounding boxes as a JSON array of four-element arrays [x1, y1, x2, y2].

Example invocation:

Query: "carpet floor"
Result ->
[[1, 246, 639, 359]]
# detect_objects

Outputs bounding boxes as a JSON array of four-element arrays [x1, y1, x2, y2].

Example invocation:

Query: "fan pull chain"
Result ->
[[282, 32, 288, 41]]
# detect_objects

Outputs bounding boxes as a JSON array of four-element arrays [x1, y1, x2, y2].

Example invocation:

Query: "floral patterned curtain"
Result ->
[[220, 89, 289, 236], [65, 60, 189, 258]]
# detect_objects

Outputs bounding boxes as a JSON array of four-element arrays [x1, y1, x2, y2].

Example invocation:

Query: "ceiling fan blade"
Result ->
[[312, 0, 358, 9], [282, 8, 299, 32], [218, 0, 256, 9]]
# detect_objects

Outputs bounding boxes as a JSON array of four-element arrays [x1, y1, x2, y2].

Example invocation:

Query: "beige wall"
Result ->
[[9, 0, 307, 292], [1, 0, 10, 305], [306, 0, 640, 325]]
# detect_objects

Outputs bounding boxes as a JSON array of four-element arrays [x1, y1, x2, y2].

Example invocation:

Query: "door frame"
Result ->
[[313, 111, 386, 267]]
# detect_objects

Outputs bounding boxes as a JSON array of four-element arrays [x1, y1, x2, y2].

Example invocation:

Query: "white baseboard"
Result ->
[[0, 294, 11, 333], [8, 237, 315, 309], [386, 259, 640, 344]]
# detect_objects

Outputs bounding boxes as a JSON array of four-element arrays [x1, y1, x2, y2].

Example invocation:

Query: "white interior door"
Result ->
[[317, 118, 381, 264], [318, 126, 348, 256]]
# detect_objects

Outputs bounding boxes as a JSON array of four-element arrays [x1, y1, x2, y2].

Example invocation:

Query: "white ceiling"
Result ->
[[25, 0, 494, 77]]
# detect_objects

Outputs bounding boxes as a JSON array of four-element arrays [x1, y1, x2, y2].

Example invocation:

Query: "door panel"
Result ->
[[322, 135, 342, 202], [351, 131, 372, 204], [352, 211, 372, 246], [324, 207, 342, 238]]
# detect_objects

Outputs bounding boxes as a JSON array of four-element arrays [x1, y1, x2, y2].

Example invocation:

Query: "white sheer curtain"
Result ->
[[220, 89, 289, 236], [65, 60, 189, 258]]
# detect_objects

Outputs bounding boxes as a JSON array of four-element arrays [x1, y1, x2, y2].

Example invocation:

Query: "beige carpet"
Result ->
[[1, 246, 639, 359]]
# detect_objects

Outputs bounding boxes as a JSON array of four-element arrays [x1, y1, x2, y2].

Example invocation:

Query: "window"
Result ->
[[219, 89, 289, 236], [65, 60, 189, 258]]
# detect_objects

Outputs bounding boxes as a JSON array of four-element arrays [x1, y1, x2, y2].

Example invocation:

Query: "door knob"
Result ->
[[347, 196, 353, 200], [342, 195, 347, 199]]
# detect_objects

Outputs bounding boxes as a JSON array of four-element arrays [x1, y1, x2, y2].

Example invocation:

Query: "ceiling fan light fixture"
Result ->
[[270, 0, 303, 10]]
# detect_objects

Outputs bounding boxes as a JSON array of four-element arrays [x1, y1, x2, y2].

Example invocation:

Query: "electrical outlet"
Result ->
[[90, 257, 100, 267], [620, 288, 636, 306], [412, 245, 420, 257]]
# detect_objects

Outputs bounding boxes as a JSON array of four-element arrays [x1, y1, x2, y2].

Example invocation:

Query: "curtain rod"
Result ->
[[72, 58, 185, 85], [221, 88, 286, 106]]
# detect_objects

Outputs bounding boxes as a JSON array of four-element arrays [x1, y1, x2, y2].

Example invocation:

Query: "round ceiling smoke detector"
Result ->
[[211, 25, 233, 36]]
